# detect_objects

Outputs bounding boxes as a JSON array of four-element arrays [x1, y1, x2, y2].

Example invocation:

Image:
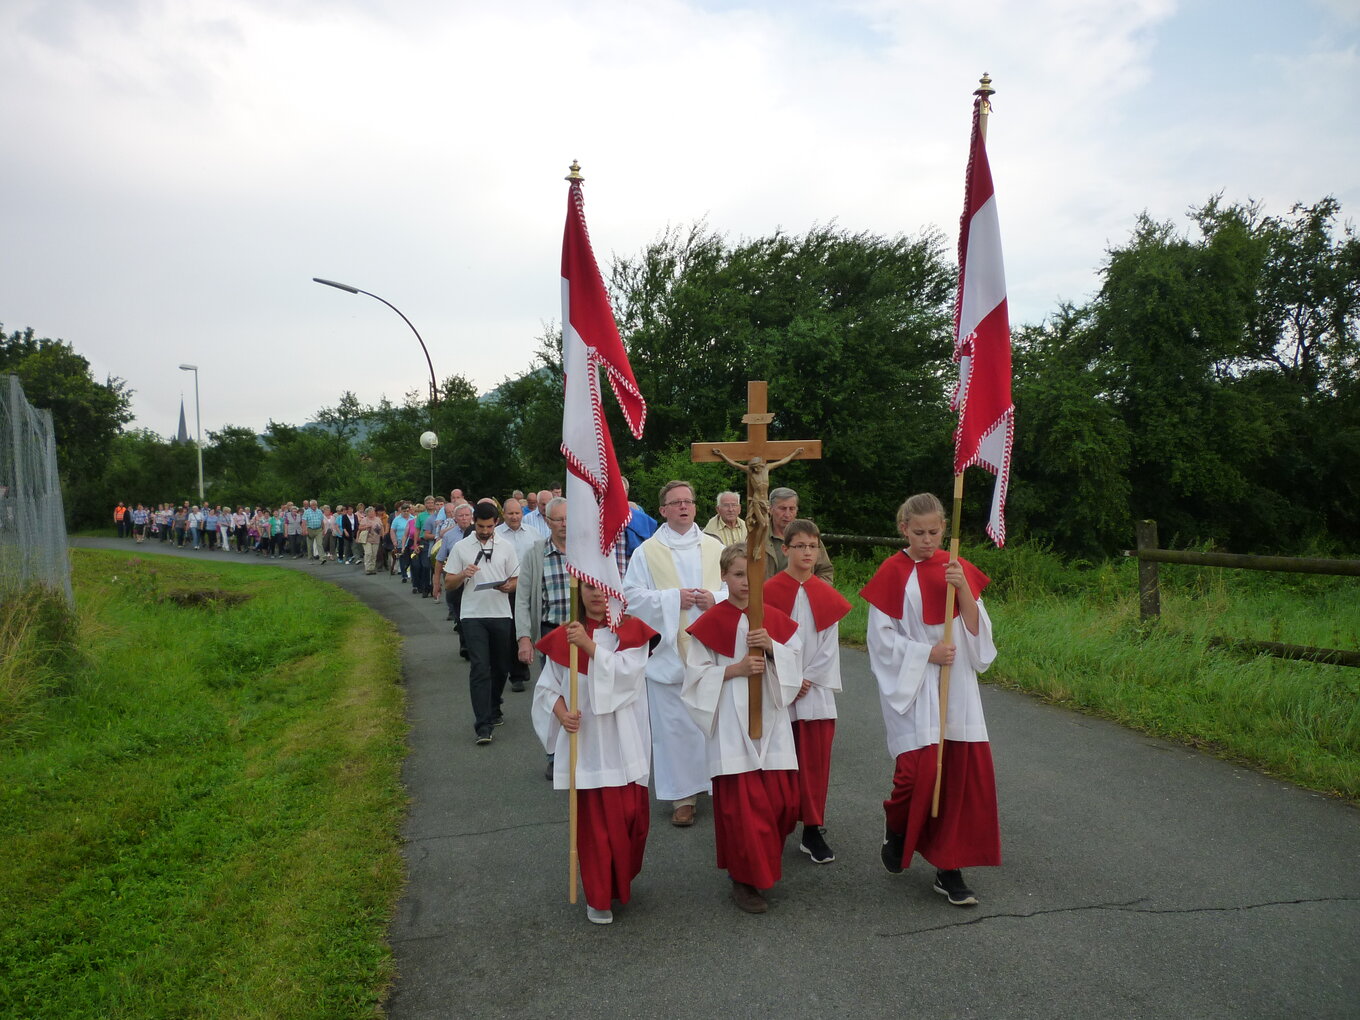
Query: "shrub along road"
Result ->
[[77, 538, 1360, 1019]]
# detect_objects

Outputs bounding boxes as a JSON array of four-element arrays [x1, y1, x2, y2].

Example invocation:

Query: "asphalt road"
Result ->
[[76, 538, 1360, 1019]]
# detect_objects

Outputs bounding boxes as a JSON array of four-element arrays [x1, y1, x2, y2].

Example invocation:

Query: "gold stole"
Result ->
[[643, 533, 722, 661]]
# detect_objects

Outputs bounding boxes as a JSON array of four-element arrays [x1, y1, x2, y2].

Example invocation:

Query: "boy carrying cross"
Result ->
[[682, 544, 802, 914]]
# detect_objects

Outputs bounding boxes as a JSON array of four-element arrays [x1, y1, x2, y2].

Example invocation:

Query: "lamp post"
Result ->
[[178, 363, 204, 503], [312, 278, 439, 409], [312, 277, 440, 497]]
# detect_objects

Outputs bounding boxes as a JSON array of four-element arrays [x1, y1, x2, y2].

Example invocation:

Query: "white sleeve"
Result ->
[[956, 599, 997, 675], [802, 623, 843, 692], [531, 658, 566, 753], [867, 606, 932, 716], [765, 630, 804, 710], [589, 638, 649, 716], [680, 637, 726, 737]]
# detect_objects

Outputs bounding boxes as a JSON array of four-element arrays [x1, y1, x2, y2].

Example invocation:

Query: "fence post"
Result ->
[[1136, 519, 1160, 622]]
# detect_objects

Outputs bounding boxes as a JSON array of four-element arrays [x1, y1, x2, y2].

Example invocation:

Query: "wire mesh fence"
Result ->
[[0, 375, 72, 604]]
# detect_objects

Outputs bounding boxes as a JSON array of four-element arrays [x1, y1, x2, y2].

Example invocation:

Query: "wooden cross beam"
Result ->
[[692, 381, 822, 739]]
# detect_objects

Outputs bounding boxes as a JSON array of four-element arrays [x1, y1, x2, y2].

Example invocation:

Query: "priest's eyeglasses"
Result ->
[[663, 498, 695, 507]]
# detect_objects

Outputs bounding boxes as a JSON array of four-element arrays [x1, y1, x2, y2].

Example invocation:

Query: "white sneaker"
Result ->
[[586, 906, 613, 925]]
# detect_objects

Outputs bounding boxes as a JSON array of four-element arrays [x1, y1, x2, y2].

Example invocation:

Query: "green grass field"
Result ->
[[831, 544, 1360, 801], [1, 549, 407, 1019]]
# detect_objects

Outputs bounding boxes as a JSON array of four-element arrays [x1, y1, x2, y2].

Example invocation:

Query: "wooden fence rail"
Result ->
[[821, 533, 907, 549], [1131, 519, 1359, 668]]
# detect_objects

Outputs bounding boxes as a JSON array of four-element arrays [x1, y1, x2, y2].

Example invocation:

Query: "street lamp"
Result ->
[[312, 277, 440, 495], [311, 278, 439, 409], [178, 363, 204, 503]]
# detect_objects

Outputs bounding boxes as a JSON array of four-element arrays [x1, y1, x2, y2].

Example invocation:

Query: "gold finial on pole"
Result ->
[[974, 72, 995, 142], [565, 160, 583, 181]]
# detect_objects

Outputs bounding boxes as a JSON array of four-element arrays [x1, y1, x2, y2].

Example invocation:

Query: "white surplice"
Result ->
[[866, 569, 996, 758], [785, 586, 844, 723], [532, 628, 651, 791], [681, 611, 801, 777]]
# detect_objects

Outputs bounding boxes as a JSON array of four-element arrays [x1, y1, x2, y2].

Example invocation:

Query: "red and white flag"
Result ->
[[560, 170, 646, 626], [951, 96, 1014, 547]]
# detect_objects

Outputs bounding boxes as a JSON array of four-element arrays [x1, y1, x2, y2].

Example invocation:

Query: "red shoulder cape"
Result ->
[[685, 599, 798, 659], [535, 615, 658, 675], [764, 571, 852, 631], [858, 549, 989, 624]]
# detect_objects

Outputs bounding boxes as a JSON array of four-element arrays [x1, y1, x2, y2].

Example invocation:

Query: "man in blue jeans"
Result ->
[[443, 503, 520, 745]]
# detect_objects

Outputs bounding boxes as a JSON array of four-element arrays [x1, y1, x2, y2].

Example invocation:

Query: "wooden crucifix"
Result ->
[[692, 381, 822, 739]]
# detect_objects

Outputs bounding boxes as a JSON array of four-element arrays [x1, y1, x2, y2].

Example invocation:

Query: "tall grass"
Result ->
[[830, 541, 1360, 801], [0, 583, 79, 740], [0, 550, 407, 1019]]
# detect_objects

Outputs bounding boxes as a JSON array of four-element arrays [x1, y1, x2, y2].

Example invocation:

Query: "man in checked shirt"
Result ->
[[514, 497, 571, 777]]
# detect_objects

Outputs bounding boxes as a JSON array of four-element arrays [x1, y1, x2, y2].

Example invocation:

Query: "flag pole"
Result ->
[[933, 72, 996, 818], [568, 575, 581, 902]]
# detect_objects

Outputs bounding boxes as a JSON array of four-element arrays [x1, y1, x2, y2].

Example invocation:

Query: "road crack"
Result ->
[[881, 895, 1360, 936]]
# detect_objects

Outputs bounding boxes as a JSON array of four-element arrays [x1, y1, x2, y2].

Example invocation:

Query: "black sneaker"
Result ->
[[881, 824, 905, 874], [799, 825, 835, 864], [510, 680, 526, 693], [475, 730, 493, 746], [933, 869, 978, 906], [492, 714, 505, 727]]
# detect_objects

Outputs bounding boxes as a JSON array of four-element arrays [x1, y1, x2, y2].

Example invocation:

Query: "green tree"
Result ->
[[1090, 205, 1277, 545], [104, 429, 198, 509], [1007, 307, 1131, 557], [358, 375, 521, 503], [1086, 196, 1359, 552], [490, 360, 564, 490], [606, 223, 957, 532], [426, 376, 518, 499], [1228, 198, 1360, 546], [204, 425, 266, 503], [314, 391, 368, 461], [0, 326, 133, 526], [359, 395, 429, 502], [1241, 197, 1360, 393], [260, 420, 335, 502]]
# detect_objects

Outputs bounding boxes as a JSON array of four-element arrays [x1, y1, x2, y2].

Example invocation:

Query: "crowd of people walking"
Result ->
[[113, 499, 423, 571]]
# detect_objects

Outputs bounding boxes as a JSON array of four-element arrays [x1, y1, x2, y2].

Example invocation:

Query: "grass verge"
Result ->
[[831, 544, 1360, 802], [0, 549, 408, 1019]]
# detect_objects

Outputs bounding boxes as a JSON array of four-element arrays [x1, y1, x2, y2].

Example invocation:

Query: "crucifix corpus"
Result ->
[[692, 381, 822, 739]]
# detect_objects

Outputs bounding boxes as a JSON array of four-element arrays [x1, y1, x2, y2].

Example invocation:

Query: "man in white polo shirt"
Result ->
[[444, 502, 520, 745]]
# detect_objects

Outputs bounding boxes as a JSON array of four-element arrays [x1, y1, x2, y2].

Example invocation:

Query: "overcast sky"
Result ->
[[3, 0, 1356, 438]]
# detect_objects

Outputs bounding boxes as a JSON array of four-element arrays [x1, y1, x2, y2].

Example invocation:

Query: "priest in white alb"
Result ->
[[622, 480, 725, 827]]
